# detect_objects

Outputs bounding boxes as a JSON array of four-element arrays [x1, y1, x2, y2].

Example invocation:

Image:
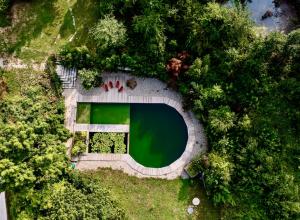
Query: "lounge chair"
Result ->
[[118, 86, 123, 92], [104, 84, 109, 92], [109, 81, 113, 88], [115, 80, 120, 88]]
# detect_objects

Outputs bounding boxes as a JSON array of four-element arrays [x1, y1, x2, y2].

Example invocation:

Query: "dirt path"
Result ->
[[0, 56, 46, 71]]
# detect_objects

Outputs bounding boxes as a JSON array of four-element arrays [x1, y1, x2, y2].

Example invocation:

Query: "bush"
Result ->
[[71, 132, 87, 156], [59, 46, 95, 69], [45, 56, 62, 96], [91, 133, 126, 154], [78, 69, 102, 90]]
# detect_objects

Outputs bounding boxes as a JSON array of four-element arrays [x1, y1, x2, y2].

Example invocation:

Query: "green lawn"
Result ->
[[81, 169, 220, 220], [90, 103, 130, 124], [1, 0, 100, 62], [76, 103, 91, 123]]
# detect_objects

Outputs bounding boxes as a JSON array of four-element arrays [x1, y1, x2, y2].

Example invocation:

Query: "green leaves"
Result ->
[[91, 15, 127, 52], [91, 133, 127, 154], [208, 106, 235, 134], [78, 68, 102, 90]]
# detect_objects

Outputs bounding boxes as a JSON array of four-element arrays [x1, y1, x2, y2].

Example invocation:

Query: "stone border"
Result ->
[[64, 73, 207, 179]]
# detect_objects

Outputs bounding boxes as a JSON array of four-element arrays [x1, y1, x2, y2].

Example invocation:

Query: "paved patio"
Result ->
[[63, 72, 207, 179]]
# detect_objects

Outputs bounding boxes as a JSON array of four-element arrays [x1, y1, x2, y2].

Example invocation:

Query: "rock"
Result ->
[[126, 78, 137, 89], [262, 10, 273, 20]]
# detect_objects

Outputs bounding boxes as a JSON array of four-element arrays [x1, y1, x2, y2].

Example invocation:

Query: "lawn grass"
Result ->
[[90, 103, 130, 124], [81, 169, 220, 220], [1, 0, 100, 62], [76, 103, 91, 123]]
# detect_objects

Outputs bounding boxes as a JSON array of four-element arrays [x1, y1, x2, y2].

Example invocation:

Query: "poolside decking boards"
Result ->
[[63, 73, 207, 179], [74, 124, 129, 133]]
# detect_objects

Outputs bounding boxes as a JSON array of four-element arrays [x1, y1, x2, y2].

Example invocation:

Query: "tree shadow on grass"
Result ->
[[9, 0, 57, 53], [66, 0, 100, 48]]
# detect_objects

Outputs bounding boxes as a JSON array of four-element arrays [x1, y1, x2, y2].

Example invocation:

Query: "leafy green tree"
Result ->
[[91, 133, 113, 153], [71, 132, 87, 156], [133, 12, 166, 57], [185, 56, 210, 82], [78, 68, 102, 90], [0, 0, 9, 14], [9, 175, 125, 219], [186, 3, 253, 55], [208, 106, 235, 134], [91, 15, 127, 51], [204, 152, 235, 206]]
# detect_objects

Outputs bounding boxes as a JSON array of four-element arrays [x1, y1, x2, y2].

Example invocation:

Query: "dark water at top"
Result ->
[[129, 104, 188, 168], [225, 0, 298, 32]]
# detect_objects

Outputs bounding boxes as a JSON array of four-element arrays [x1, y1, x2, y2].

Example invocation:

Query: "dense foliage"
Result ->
[[0, 0, 9, 14], [71, 131, 87, 156], [58, 1, 299, 219], [91, 15, 127, 52], [91, 132, 127, 154], [78, 68, 102, 90], [0, 69, 124, 219], [1, 0, 299, 219]]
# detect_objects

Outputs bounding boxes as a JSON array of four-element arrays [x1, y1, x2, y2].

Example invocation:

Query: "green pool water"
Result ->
[[76, 102, 188, 168], [77, 103, 130, 124], [129, 104, 188, 168]]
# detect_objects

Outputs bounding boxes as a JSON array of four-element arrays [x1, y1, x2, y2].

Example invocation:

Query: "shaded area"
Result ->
[[129, 104, 188, 168]]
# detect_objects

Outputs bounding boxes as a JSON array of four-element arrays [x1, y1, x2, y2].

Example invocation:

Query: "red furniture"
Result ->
[[109, 81, 113, 88], [104, 84, 109, 92], [115, 80, 120, 88], [118, 86, 123, 92]]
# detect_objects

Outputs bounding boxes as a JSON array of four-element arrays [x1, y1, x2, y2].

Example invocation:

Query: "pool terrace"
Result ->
[[63, 73, 207, 179]]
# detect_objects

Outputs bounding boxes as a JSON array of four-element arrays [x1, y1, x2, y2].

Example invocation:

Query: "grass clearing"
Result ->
[[81, 169, 220, 220], [76, 102, 91, 123]]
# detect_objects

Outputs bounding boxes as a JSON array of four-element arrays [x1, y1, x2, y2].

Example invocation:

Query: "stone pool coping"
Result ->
[[63, 73, 207, 179]]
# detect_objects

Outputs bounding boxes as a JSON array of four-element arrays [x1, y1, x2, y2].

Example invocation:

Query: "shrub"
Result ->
[[71, 132, 87, 156], [91, 133, 126, 153], [59, 46, 95, 69], [45, 56, 62, 96], [78, 69, 102, 90]]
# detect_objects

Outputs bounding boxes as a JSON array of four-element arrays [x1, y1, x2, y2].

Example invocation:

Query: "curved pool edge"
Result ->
[[66, 73, 208, 179], [74, 97, 207, 179]]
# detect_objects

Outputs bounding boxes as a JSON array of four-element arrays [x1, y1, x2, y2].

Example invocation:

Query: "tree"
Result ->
[[78, 69, 102, 90], [204, 152, 235, 206], [0, 0, 9, 14], [91, 15, 127, 51], [133, 12, 166, 57], [9, 175, 125, 219], [186, 3, 253, 55], [208, 106, 235, 134]]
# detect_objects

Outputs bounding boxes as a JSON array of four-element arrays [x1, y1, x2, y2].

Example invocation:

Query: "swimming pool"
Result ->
[[129, 104, 188, 168], [76, 103, 188, 168]]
